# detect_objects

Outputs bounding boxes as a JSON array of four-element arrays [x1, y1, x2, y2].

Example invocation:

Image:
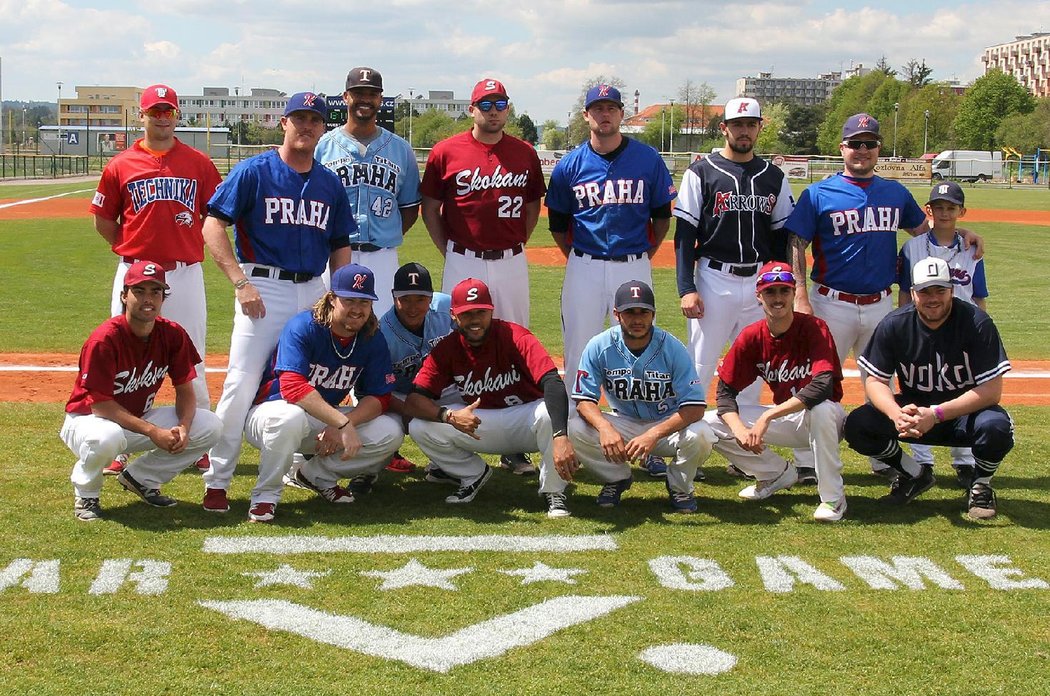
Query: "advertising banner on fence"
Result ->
[[772, 155, 810, 180], [536, 150, 562, 174], [874, 159, 931, 179]]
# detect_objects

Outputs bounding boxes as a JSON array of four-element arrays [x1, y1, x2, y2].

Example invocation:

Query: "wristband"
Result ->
[[933, 405, 945, 423], [552, 429, 567, 439], [338, 419, 351, 430], [436, 406, 449, 423], [234, 278, 251, 290]]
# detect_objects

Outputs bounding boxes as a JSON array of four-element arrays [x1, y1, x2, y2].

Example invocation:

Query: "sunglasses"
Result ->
[[144, 107, 178, 118], [475, 100, 509, 112], [759, 271, 795, 284], [843, 139, 880, 150]]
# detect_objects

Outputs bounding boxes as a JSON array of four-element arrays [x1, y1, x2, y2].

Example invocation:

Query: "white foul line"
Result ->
[[203, 535, 619, 554], [0, 188, 94, 210]]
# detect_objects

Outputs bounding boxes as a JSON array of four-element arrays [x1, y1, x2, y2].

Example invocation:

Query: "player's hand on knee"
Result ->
[[553, 437, 579, 481], [598, 428, 628, 463], [168, 425, 189, 454], [339, 424, 362, 460], [625, 432, 658, 462], [741, 429, 765, 454], [450, 399, 483, 440], [316, 427, 342, 456], [680, 292, 704, 320], [148, 424, 179, 452]]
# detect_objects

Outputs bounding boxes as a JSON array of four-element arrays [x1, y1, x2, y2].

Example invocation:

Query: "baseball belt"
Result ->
[[121, 257, 181, 271], [349, 243, 382, 252], [450, 242, 523, 260], [250, 267, 315, 284], [817, 285, 890, 306], [707, 259, 759, 277], [572, 249, 644, 262]]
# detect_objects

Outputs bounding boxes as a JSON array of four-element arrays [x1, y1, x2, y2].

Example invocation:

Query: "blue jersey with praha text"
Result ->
[[784, 173, 925, 295], [207, 149, 356, 276], [545, 138, 676, 257], [255, 310, 395, 407], [314, 126, 421, 250], [572, 324, 706, 420], [379, 293, 452, 393]]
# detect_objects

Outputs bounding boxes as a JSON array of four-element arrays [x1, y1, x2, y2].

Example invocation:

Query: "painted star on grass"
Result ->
[[499, 561, 588, 585], [361, 558, 474, 591], [242, 564, 331, 589]]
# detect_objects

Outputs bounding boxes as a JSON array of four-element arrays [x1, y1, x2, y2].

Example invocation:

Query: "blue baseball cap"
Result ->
[[585, 84, 624, 109], [842, 113, 880, 140], [331, 264, 378, 301], [283, 92, 328, 118]]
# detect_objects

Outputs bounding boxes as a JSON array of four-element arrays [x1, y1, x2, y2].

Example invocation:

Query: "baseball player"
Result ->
[[546, 84, 676, 479], [200, 92, 356, 514], [784, 113, 983, 479], [403, 279, 577, 517], [703, 262, 848, 521], [378, 262, 454, 473], [90, 84, 221, 475], [242, 264, 403, 523], [566, 280, 714, 513], [315, 66, 421, 318], [420, 78, 545, 329], [60, 261, 222, 521], [898, 181, 987, 485], [844, 257, 1013, 520]]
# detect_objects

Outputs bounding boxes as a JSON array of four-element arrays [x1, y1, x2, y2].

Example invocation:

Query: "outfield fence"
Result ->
[[0, 154, 92, 180]]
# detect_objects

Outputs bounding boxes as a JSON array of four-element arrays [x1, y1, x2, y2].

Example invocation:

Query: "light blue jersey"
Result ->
[[572, 325, 706, 420], [315, 126, 421, 249], [379, 292, 452, 393]]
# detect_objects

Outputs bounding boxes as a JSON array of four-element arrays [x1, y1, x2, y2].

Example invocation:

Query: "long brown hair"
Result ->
[[312, 291, 378, 337]]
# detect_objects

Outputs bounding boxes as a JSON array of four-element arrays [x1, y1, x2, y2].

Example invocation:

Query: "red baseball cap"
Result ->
[[451, 278, 494, 314], [755, 261, 794, 291], [140, 84, 179, 111], [471, 78, 508, 103], [124, 260, 170, 289]]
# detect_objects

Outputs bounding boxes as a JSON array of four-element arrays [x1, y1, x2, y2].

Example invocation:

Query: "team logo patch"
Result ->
[[154, 87, 168, 98], [174, 211, 194, 227], [91, 192, 105, 207], [303, 93, 317, 106], [353, 274, 368, 290], [857, 115, 871, 129]]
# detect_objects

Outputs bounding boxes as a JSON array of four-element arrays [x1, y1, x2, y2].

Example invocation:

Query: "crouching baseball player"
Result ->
[[703, 263, 848, 521], [844, 257, 1013, 520], [404, 278, 577, 516], [567, 280, 715, 513], [60, 261, 221, 521], [238, 264, 403, 523]]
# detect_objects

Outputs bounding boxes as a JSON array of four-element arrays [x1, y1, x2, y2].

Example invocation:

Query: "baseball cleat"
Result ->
[[738, 463, 797, 501], [665, 478, 698, 514], [955, 465, 976, 489], [424, 463, 460, 486], [813, 498, 847, 522], [202, 487, 230, 513], [641, 455, 668, 478], [103, 454, 128, 476], [193, 453, 211, 472], [385, 451, 415, 473], [248, 502, 276, 523], [884, 466, 936, 505], [795, 466, 818, 485], [596, 478, 632, 508], [445, 466, 492, 504], [544, 492, 572, 518], [74, 496, 102, 522], [725, 463, 753, 479], [117, 470, 177, 508], [289, 469, 354, 504], [500, 452, 537, 476], [967, 482, 997, 520], [347, 473, 378, 496], [693, 467, 706, 482]]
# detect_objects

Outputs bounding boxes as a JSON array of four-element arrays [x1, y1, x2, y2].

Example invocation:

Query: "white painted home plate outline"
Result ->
[[202, 535, 619, 554], [200, 595, 641, 673]]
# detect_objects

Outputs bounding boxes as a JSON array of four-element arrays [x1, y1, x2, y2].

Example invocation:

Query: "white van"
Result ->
[[930, 150, 1003, 182]]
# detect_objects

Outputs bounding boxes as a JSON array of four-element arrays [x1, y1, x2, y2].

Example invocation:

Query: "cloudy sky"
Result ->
[[1, 1, 1047, 124]]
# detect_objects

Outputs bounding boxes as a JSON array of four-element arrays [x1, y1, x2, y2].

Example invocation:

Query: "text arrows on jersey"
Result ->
[[199, 594, 641, 673]]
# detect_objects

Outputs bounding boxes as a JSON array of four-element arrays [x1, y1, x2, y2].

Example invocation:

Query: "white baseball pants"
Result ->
[[442, 242, 531, 327]]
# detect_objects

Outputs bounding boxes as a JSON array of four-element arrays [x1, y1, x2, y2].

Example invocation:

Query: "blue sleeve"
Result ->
[[328, 180, 357, 248], [207, 159, 256, 222], [571, 336, 604, 402], [650, 151, 677, 209], [544, 161, 572, 215], [784, 186, 817, 241], [356, 333, 395, 398], [273, 313, 314, 378], [901, 194, 927, 230], [669, 338, 706, 407], [397, 146, 421, 207], [972, 258, 988, 298]]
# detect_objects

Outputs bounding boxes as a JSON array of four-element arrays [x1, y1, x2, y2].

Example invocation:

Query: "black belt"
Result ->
[[708, 259, 759, 276], [121, 257, 180, 271], [250, 267, 315, 284], [573, 249, 644, 262], [349, 243, 382, 252], [450, 242, 523, 260]]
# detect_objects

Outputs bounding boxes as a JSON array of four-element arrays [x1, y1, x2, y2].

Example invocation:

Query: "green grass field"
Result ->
[[1, 180, 1048, 694]]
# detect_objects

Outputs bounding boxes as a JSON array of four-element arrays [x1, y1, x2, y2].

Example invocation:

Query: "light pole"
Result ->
[[660, 106, 666, 152], [923, 109, 930, 155], [669, 98, 675, 153], [892, 102, 899, 158], [566, 110, 571, 149], [57, 81, 63, 154], [22, 106, 26, 147], [407, 89, 414, 147]]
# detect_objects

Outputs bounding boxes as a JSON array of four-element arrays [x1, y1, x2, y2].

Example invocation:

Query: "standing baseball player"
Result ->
[[897, 181, 987, 485], [844, 257, 1013, 520], [567, 280, 714, 513], [784, 113, 983, 479], [703, 262, 848, 521], [60, 261, 222, 521], [200, 92, 356, 514], [378, 262, 454, 473], [315, 66, 421, 318], [404, 279, 577, 517], [90, 84, 221, 475], [242, 264, 403, 523], [420, 78, 545, 328]]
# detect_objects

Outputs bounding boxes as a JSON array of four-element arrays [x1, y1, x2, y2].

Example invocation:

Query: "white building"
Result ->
[[736, 64, 869, 105], [982, 33, 1050, 97], [179, 88, 288, 128]]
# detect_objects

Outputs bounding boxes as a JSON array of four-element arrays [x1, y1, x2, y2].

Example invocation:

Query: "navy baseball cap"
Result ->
[[911, 257, 953, 291], [392, 262, 434, 298], [345, 67, 383, 91], [927, 181, 965, 206], [283, 92, 328, 118], [331, 264, 379, 301], [585, 84, 624, 109], [842, 113, 880, 139], [614, 280, 656, 312], [451, 278, 494, 314]]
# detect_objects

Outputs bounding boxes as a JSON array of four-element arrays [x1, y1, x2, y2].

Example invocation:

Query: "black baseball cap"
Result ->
[[346, 67, 383, 91], [614, 280, 656, 312], [927, 181, 965, 206], [392, 262, 434, 298]]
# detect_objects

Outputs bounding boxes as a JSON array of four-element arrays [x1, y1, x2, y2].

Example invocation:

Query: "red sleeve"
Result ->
[[199, 160, 223, 208], [90, 161, 122, 219], [419, 147, 445, 199], [412, 336, 455, 396], [525, 148, 547, 202], [279, 371, 315, 404], [717, 327, 760, 392], [510, 324, 558, 384], [81, 338, 120, 397]]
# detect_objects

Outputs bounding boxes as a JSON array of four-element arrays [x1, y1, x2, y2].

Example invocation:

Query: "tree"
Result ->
[[568, 74, 627, 145], [951, 69, 1035, 150], [817, 70, 896, 153], [517, 113, 538, 145], [676, 80, 717, 151], [540, 119, 566, 149], [782, 102, 825, 154], [995, 98, 1050, 152], [902, 59, 934, 88], [875, 55, 898, 77], [755, 102, 789, 155]]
